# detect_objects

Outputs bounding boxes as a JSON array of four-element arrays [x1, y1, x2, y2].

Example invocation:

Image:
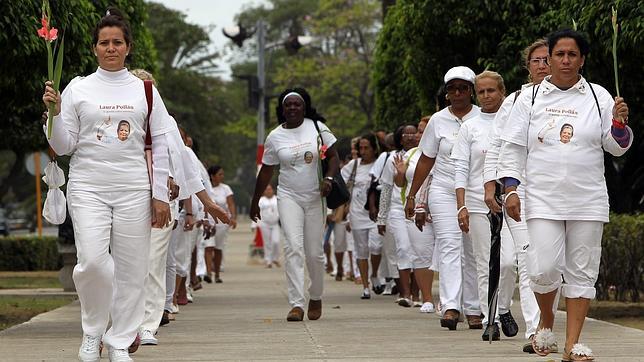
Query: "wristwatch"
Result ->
[[324, 176, 334, 182]]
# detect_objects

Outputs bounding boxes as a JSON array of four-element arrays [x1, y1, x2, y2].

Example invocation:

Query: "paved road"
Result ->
[[1, 223, 642, 361]]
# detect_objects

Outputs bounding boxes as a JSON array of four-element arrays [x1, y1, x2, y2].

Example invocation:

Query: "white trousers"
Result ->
[[175, 224, 200, 278], [381, 230, 398, 278], [352, 227, 382, 260], [165, 225, 181, 311], [407, 219, 435, 270], [469, 213, 514, 325], [388, 214, 418, 270], [140, 221, 174, 333], [526, 219, 603, 299], [428, 186, 479, 315], [67, 188, 150, 349], [260, 222, 281, 263], [196, 235, 206, 277], [278, 196, 325, 308]]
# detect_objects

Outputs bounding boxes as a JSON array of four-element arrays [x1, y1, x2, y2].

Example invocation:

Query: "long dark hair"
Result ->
[[276, 87, 326, 123]]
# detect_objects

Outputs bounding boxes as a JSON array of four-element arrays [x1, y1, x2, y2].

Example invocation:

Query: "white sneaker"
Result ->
[[397, 297, 413, 307], [413, 300, 423, 307], [78, 334, 102, 362], [170, 304, 179, 314], [420, 302, 435, 313], [435, 301, 443, 316], [108, 346, 133, 362], [139, 329, 158, 345], [186, 287, 194, 303], [382, 280, 394, 295]]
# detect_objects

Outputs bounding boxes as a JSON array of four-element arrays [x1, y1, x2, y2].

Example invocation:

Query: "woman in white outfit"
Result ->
[[377, 124, 418, 307], [498, 29, 633, 361], [258, 184, 281, 268], [400, 116, 436, 313], [41, 8, 230, 362], [250, 87, 340, 322], [341, 133, 383, 300], [207, 165, 237, 283], [404, 66, 481, 330], [452, 70, 508, 341], [482, 39, 551, 353]]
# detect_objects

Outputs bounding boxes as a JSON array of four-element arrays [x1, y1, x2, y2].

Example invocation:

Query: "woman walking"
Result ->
[[498, 29, 632, 361], [341, 133, 384, 300], [482, 39, 551, 352], [258, 184, 281, 268], [41, 8, 229, 361], [250, 88, 340, 321], [404, 66, 481, 330], [206, 165, 237, 283], [452, 70, 507, 341]]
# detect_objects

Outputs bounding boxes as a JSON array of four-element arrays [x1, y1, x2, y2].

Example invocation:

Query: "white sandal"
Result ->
[[563, 343, 594, 361], [532, 328, 557, 356]]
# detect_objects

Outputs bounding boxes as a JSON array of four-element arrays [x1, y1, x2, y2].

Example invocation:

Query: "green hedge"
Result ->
[[597, 213, 644, 302], [0, 236, 62, 271]]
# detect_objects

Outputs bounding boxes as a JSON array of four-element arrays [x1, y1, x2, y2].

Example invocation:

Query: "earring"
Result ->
[[445, 94, 449, 101]]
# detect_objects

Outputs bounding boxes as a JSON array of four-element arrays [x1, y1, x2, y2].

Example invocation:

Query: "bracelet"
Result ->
[[324, 176, 334, 182], [406, 195, 416, 201], [504, 191, 519, 204], [612, 118, 627, 129], [185, 213, 193, 216], [457, 205, 467, 215]]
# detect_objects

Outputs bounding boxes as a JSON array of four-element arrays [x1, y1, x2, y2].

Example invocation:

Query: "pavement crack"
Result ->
[[304, 322, 327, 360]]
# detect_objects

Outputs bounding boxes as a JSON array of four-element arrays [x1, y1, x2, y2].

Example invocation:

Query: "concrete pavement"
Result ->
[[1, 223, 643, 361]]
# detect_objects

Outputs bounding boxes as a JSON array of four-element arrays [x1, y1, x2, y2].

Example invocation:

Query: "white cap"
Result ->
[[444, 66, 476, 84]]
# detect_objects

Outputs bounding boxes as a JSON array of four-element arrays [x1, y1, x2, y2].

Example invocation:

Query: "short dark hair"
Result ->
[[93, 7, 133, 47], [393, 124, 416, 150], [547, 29, 590, 57], [359, 133, 380, 156], [276, 87, 326, 124], [208, 165, 222, 176]]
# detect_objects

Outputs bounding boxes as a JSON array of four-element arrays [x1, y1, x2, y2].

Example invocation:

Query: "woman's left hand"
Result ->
[[151, 198, 171, 228], [613, 97, 629, 123], [320, 178, 332, 197]]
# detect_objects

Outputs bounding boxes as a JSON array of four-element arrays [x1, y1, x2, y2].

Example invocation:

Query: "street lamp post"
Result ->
[[255, 20, 266, 172]]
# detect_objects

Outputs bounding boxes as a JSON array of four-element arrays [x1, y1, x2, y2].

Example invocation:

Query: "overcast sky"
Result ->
[[152, 0, 266, 79]]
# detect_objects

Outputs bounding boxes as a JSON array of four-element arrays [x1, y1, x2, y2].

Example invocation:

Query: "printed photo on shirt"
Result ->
[[537, 119, 576, 146], [559, 123, 573, 144], [96, 116, 112, 141], [117, 120, 130, 141], [304, 151, 313, 164]]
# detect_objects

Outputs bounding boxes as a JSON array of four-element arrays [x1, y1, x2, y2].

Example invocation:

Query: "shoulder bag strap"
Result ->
[[144, 80, 154, 185], [586, 82, 602, 119]]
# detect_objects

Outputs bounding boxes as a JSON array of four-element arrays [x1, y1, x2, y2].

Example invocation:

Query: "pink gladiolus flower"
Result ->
[[37, 16, 58, 41], [319, 144, 328, 160]]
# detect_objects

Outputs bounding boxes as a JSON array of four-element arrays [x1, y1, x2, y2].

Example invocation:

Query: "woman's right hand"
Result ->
[[404, 197, 415, 219], [42, 81, 61, 117], [504, 190, 521, 222], [249, 201, 261, 223]]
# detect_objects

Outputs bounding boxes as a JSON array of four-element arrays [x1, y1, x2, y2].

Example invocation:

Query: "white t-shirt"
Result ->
[[211, 183, 234, 218], [379, 150, 405, 217], [499, 76, 633, 222], [369, 151, 390, 181], [56, 67, 174, 191], [419, 106, 480, 190], [262, 119, 337, 204], [341, 158, 375, 230], [258, 196, 279, 225], [452, 111, 496, 214], [403, 147, 430, 207]]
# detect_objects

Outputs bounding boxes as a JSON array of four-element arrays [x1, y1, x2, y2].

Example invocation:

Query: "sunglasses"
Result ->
[[445, 84, 471, 94], [529, 57, 549, 66]]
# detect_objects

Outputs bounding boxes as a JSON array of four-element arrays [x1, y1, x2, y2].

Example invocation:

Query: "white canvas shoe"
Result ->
[[108, 346, 133, 362], [78, 334, 102, 362], [139, 329, 158, 345]]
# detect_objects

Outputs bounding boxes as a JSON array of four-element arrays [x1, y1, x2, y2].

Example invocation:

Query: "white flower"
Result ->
[[571, 343, 593, 357], [535, 328, 556, 350]]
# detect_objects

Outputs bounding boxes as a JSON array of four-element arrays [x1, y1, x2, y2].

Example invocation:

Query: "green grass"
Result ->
[[0, 295, 76, 331], [0, 271, 61, 289]]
